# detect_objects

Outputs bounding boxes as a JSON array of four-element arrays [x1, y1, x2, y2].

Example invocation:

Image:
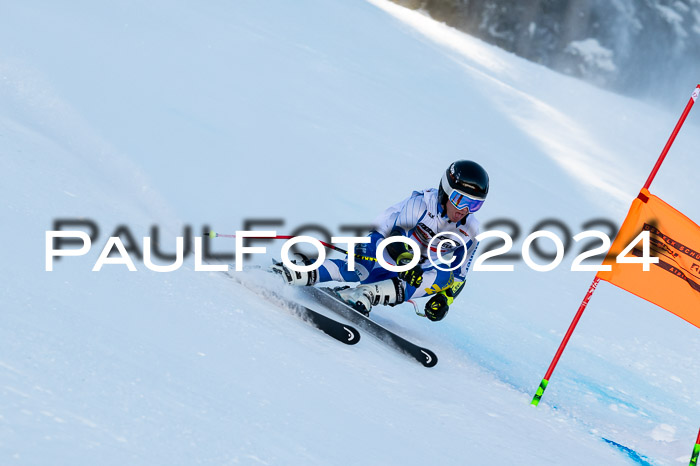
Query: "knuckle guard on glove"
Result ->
[[425, 293, 449, 321], [396, 252, 423, 287]]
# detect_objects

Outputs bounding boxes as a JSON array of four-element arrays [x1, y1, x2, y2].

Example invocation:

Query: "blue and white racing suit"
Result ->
[[317, 188, 479, 300]]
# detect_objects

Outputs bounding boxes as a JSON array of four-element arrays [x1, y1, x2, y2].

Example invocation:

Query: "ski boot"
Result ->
[[270, 254, 318, 286], [271, 259, 318, 286], [336, 278, 405, 316]]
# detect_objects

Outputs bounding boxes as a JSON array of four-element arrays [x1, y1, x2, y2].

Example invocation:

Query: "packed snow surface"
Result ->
[[2, 0, 700, 464]]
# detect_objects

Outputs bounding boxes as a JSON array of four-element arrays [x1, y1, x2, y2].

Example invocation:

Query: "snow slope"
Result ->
[[2, 0, 700, 464]]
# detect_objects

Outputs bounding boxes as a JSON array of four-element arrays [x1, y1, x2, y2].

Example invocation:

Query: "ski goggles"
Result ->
[[448, 190, 484, 212]]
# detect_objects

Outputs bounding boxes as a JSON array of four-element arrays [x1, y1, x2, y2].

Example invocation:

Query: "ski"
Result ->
[[301, 286, 438, 367], [227, 272, 360, 345]]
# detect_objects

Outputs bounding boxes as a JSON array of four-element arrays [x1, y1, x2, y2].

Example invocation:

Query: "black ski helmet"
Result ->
[[438, 160, 489, 213]]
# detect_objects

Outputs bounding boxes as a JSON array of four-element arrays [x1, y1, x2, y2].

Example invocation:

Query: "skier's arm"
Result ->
[[384, 226, 424, 287], [378, 191, 428, 238], [454, 238, 478, 283], [381, 193, 428, 287]]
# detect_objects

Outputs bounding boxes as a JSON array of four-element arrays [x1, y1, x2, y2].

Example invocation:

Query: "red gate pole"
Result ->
[[531, 277, 599, 405], [643, 84, 700, 190]]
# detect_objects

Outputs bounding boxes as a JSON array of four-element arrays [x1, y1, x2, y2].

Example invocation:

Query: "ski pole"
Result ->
[[407, 299, 426, 317], [208, 231, 348, 254], [208, 230, 378, 261]]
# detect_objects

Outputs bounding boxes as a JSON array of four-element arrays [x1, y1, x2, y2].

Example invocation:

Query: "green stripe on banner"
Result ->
[[531, 379, 548, 406], [690, 443, 699, 466]]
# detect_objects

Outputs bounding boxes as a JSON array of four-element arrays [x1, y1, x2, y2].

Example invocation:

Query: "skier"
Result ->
[[273, 160, 488, 322]]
